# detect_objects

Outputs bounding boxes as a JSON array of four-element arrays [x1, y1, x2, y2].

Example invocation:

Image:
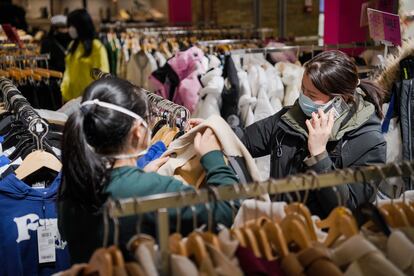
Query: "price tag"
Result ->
[[37, 225, 56, 264], [367, 8, 401, 46]]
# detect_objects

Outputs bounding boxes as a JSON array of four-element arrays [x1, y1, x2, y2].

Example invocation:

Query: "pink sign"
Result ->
[[367, 8, 401, 46]]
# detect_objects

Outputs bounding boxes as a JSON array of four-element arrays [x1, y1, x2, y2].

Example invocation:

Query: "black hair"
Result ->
[[305, 50, 385, 118], [67, 9, 96, 57], [59, 78, 148, 211]]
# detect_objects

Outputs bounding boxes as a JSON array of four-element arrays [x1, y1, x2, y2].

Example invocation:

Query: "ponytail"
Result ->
[[359, 79, 385, 119], [59, 108, 112, 212], [58, 77, 148, 212]]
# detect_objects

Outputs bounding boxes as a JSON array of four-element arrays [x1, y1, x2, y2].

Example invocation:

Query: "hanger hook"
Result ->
[[112, 200, 123, 246], [103, 200, 111, 248], [134, 197, 143, 235]]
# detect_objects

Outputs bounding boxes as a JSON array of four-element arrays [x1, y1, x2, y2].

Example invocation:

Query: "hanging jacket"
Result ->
[[265, 65, 284, 113], [238, 70, 256, 127], [252, 65, 274, 122], [149, 46, 205, 113], [0, 173, 70, 275], [61, 39, 109, 102], [241, 92, 386, 219], [126, 51, 158, 89], [221, 55, 241, 121], [193, 67, 224, 119]]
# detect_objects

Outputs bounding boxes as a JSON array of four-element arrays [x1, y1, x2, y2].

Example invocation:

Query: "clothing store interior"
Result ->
[[1, 0, 414, 275]]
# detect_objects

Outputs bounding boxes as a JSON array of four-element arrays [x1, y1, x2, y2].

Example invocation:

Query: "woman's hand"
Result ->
[[188, 118, 204, 128], [143, 156, 169, 172], [305, 109, 335, 156], [194, 128, 221, 156]]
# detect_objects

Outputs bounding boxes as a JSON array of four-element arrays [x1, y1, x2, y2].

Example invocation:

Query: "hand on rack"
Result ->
[[305, 109, 334, 156], [143, 156, 170, 173], [194, 128, 221, 156]]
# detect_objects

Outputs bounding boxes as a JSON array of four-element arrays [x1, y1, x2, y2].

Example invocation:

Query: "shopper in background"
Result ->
[[58, 77, 237, 263], [0, 0, 28, 31], [40, 15, 71, 73], [241, 50, 386, 220], [61, 9, 109, 103]]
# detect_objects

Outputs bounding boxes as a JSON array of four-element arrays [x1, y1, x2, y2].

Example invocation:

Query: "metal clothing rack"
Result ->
[[107, 160, 414, 275], [90, 69, 190, 128], [229, 42, 386, 56], [0, 77, 47, 134]]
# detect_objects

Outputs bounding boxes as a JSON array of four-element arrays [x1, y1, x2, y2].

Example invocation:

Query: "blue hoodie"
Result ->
[[0, 173, 70, 275]]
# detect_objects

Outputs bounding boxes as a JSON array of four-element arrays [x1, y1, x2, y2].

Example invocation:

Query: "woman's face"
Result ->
[[301, 74, 332, 104]]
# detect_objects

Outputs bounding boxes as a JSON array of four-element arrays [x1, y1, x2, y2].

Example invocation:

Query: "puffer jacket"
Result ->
[[149, 46, 205, 113], [241, 91, 387, 219]]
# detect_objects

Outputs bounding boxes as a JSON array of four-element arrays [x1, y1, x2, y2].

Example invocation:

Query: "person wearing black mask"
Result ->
[[40, 15, 71, 72]]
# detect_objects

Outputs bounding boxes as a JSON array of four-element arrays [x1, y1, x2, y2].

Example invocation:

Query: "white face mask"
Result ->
[[68, 26, 78, 39], [81, 99, 150, 160]]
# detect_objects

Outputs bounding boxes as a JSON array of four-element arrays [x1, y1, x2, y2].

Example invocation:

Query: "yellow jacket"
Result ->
[[61, 39, 109, 102]]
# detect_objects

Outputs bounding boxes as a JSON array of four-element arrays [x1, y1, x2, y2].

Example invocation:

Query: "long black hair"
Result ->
[[304, 50, 385, 118], [67, 9, 96, 57], [59, 78, 148, 211]]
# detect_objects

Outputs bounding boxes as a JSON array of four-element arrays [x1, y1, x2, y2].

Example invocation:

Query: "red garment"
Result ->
[[235, 246, 285, 276]]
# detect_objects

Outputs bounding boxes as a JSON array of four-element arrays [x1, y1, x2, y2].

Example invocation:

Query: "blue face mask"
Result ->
[[298, 92, 333, 117]]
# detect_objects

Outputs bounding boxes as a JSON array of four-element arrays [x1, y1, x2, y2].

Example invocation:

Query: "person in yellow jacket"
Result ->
[[61, 9, 109, 102]]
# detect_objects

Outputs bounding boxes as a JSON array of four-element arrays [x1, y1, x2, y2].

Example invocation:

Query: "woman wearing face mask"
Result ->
[[40, 15, 71, 73], [58, 77, 238, 263], [241, 50, 386, 218], [191, 50, 386, 219], [60, 9, 109, 103]]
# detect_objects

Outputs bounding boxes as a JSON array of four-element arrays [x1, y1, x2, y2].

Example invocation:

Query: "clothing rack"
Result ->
[[107, 160, 414, 275], [0, 77, 47, 134], [229, 42, 386, 56], [0, 54, 50, 63], [90, 68, 190, 126]]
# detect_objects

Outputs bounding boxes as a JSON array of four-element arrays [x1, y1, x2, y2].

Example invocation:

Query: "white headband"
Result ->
[[357, 79, 361, 86], [81, 99, 148, 128]]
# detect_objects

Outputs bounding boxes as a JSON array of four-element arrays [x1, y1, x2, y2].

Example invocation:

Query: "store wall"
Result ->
[[192, 0, 320, 38]]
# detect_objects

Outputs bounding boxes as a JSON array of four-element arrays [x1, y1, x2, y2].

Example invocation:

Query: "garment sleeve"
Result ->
[[309, 131, 387, 216], [152, 151, 237, 234], [241, 112, 279, 158], [60, 63, 70, 102]]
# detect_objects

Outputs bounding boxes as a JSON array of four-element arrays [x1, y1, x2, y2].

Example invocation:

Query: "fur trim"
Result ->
[[376, 38, 414, 96]]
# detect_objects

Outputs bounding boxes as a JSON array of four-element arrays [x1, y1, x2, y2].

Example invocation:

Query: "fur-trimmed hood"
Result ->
[[376, 38, 414, 97]]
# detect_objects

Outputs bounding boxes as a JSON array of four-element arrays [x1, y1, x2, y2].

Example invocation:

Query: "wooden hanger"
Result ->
[[161, 127, 179, 147], [82, 248, 113, 276], [249, 217, 277, 261], [379, 203, 410, 227], [34, 68, 63, 78], [0, 69, 9, 77], [186, 232, 208, 267], [280, 213, 312, 251], [151, 125, 170, 145], [33, 69, 50, 78], [285, 203, 317, 241], [15, 150, 62, 180], [316, 206, 359, 247], [264, 220, 289, 258], [108, 246, 125, 269], [230, 228, 247, 247], [241, 225, 262, 258], [169, 232, 188, 256], [396, 201, 414, 226]]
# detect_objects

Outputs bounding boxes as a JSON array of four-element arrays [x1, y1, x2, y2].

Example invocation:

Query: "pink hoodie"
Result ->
[[149, 46, 205, 113]]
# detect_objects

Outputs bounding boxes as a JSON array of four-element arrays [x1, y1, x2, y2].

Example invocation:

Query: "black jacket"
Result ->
[[242, 95, 387, 219]]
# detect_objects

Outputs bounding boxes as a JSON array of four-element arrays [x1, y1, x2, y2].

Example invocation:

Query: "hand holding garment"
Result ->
[[157, 115, 261, 187]]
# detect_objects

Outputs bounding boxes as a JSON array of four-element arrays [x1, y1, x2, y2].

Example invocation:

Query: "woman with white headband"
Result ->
[[57, 77, 238, 263]]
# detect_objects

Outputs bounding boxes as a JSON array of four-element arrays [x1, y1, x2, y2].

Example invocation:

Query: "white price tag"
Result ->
[[37, 225, 56, 264]]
